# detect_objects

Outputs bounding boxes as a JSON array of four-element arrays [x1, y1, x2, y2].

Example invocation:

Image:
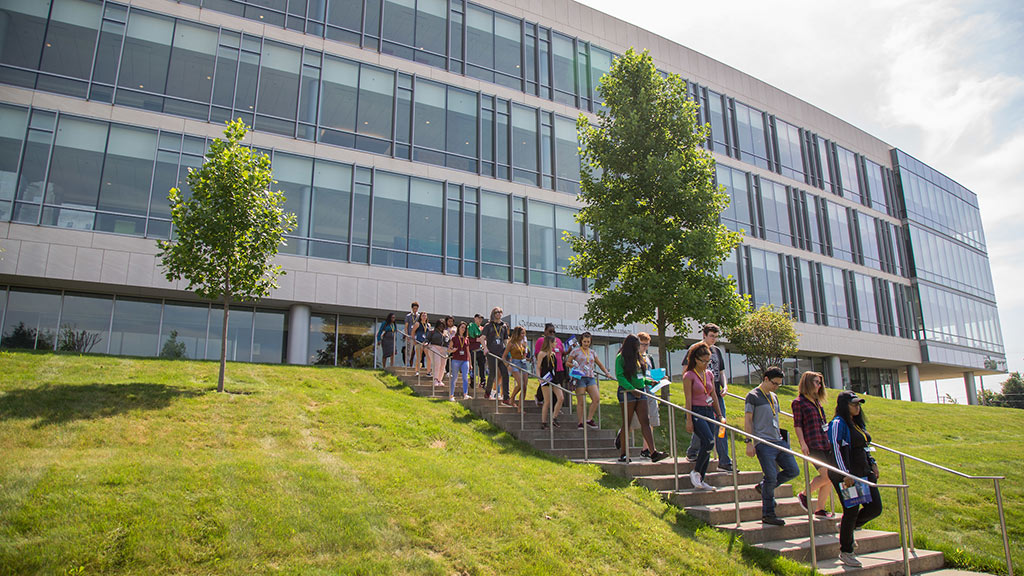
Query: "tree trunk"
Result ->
[[656, 308, 670, 400], [218, 293, 229, 393]]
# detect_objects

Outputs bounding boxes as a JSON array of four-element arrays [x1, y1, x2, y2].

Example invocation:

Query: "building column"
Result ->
[[286, 303, 311, 365], [826, 355, 843, 390], [964, 371, 978, 406], [906, 364, 922, 402]]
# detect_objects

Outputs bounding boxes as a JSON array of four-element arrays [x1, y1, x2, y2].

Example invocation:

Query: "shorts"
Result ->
[[808, 449, 833, 468], [509, 358, 530, 373], [575, 376, 597, 389], [616, 387, 642, 403]]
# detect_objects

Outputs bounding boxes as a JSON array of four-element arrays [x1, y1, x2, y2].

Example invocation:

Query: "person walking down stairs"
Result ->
[[682, 342, 723, 491], [448, 322, 472, 401], [828, 391, 884, 568], [791, 371, 834, 519], [745, 366, 799, 527], [614, 334, 667, 463]]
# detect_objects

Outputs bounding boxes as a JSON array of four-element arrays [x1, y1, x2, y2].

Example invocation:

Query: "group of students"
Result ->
[[381, 307, 881, 568], [742, 367, 882, 568], [379, 303, 609, 431]]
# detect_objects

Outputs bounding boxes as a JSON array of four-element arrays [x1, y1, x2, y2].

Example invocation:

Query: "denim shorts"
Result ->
[[616, 387, 642, 403], [509, 358, 530, 373], [575, 376, 597, 389]]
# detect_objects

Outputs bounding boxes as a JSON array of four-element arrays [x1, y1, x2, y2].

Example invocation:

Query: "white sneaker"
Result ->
[[449, 396, 456, 402], [689, 470, 702, 489], [699, 480, 717, 491], [463, 394, 472, 400], [838, 552, 862, 567]]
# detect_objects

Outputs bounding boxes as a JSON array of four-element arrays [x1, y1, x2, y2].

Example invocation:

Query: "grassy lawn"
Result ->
[[0, 351, 809, 576], [594, 381, 1023, 574]]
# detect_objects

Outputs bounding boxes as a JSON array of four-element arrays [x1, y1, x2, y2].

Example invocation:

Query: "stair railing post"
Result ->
[[730, 429, 740, 528], [431, 346, 437, 398], [899, 454, 914, 550], [995, 478, 1014, 576], [897, 485, 910, 576], [548, 379, 555, 450], [583, 388, 589, 462], [520, 367, 525, 431], [803, 458, 816, 572], [669, 403, 678, 492]]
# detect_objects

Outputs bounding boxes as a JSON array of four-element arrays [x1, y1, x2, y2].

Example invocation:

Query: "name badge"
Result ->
[[494, 339, 503, 347], [706, 395, 713, 405], [822, 423, 830, 433]]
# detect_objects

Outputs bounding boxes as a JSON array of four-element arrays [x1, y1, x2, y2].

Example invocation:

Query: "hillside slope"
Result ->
[[0, 352, 807, 576]]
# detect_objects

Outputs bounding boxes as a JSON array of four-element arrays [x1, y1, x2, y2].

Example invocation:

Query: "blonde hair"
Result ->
[[637, 332, 651, 343], [798, 371, 827, 403]]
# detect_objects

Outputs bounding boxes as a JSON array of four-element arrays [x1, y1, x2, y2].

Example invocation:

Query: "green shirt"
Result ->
[[615, 354, 650, 391], [468, 323, 482, 338]]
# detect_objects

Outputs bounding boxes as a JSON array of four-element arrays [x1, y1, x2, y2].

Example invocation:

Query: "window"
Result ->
[[109, 297, 162, 357], [551, 33, 575, 105], [480, 190, 509, 280], [863, 158, 887, 214], [820, 265, 850, 329], [116, 11, 174, 112], [274, 153, 314, 255], [0, 0, 50, 85], [0, 104, 28, 220], [407, 177, 443, 272], [37, 0, 102, 98], [42, 116, 108, 230], [825, 201, 854, 262], [1, 288, 61, 350], [734, 102, 768, 169], [775, 119, 804, 181], [256, 41, 301, 134], [554, 115, 580, 193], [207, 306, 254, 362], [164, 20, 218, 115], [511, 104, 538, 185], [836, 146, 861, 204], [759, 178, 791, 245], [309, 313, 337, 365], [159, 301, 209, 359], [252, 310, 286, 363], [309, 159, 352, 259], [718, 165, 752, 234], [320, 55, 359, 142]]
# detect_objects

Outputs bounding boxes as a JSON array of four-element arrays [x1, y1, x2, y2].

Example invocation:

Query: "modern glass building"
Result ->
[[0, 0, 1006, 402]]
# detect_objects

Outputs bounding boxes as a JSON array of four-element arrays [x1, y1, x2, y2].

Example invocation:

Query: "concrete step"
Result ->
[[720, 515, 840, 544], [527, 437, 622, 450], [513, 428, 618, 442], [663, 482, 793, 507], [634, 470, 763, 492], [544, 447, 624, 459], [589, 457, 722, 477], [816, 547, 945, 576], [756, 529, 901, 562], [687, 496, 806, 524]]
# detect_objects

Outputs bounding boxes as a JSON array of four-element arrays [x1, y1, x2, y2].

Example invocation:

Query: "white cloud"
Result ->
[[577, 0, 1024, 382]]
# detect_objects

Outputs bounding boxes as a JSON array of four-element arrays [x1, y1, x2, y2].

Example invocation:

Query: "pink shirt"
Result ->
[[684, 369, 715, 407], [534, 337, 564, 371]]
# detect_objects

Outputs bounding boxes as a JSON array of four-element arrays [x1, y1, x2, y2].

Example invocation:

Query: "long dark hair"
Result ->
[[620, 334, 640, 381], [686, 342, 711, 373], [433, 319, 446, 332], [385, 312, 396, 325], [834, 391, 868, 431]]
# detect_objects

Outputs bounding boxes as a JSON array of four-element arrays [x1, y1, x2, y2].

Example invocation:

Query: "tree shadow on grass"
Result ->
[[0, 382, 204, 428]]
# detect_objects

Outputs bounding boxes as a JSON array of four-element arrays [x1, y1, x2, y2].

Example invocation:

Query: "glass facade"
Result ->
[[894, 149, 1005, 369], [0, 0, 1004, 377]]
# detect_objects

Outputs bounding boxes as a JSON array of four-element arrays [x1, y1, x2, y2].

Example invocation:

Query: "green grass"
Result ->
[[594, 381, 1023, 575], [0, 351, 810, 576]]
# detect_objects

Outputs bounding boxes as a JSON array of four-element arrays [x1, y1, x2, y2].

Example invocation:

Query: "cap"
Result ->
[[847, 392, 866, 404]]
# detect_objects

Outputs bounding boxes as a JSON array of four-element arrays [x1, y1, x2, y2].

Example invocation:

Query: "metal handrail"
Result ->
[[634, 385, 911, 575], [724, 389, 1013, 575]]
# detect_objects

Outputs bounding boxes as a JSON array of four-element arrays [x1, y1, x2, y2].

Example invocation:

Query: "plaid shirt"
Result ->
[[791, 395, 832, 452]]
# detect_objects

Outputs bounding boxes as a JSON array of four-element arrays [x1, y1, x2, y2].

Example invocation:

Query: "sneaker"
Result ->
[[578, 422, 585, 429], [586, 419, 599, 429], [650, 451, 669, 463], [415, 372, 420, 376], [718, 463, 733, 473], [614, 429, 622, 450], [699, 480, 717, 491], [617, 455, 631, 463], [761, 515, 785, 526], [552, 419, 561, 428], [754, 482, 763, 496], [639, 448, 651, 459], [814, 509, 834, 519], [689, 470, 702, 488], [685, 455, 697, 463], [837, 552, 862, 567], [500, 400, 514, 407], [463, 394, 472, 400], [541, 422, 549, 430], [798, 491, 809, 512], [449, 396, 456, 402]]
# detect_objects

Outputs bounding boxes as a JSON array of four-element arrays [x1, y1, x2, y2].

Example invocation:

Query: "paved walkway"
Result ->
[[924, 570, 995, 576]]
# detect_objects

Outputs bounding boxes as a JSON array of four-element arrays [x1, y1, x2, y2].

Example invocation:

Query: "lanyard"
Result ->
[[758, 387, 778, 417], [696, 370, 711, 396], [852, 422, 869, 444]]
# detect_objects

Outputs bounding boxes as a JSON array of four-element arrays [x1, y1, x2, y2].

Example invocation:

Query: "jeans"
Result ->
[[755, 438, 800, 518], [691, 405, 716, 480], [831, 478, 883, 553], [687, 396, 732, 469], [485, 353, 509, 400], [450, 359, 469, 396]]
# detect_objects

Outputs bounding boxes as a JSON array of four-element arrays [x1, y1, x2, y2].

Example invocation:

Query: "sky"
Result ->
[[576, 0, 1024, 402]]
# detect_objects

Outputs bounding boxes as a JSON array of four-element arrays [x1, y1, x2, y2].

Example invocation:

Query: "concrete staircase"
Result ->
[[385, 366, 947, 575]]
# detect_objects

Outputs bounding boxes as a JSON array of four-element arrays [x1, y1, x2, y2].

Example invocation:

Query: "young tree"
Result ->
[[1000, 372, 1024, 409], [727, 304, 800, 381], [567, 48, 748, 382], [157, 119, 296, 392]]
